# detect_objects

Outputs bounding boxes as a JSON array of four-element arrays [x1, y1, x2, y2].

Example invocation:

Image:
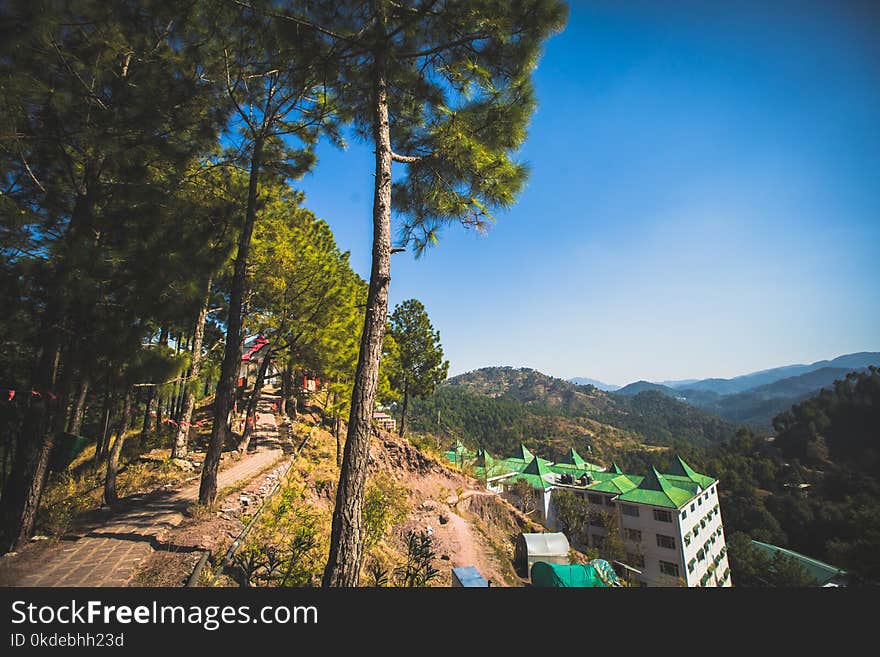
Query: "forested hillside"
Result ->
[[700, 368, 880, 584], [409, 367, 735, 460]]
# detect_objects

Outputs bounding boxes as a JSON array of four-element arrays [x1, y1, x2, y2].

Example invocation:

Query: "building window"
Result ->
[[588, 494, 605, 505], [693, 525, 700, 537], [656, 534, 676, 549], [698, 497, 703, 506], [684, 534, 691, 547], [690, 503, 696, 512], [653, 509, 673, 523], [704, 492, 709, 500], [681, 509, 687, 519], [621, 504, 640, 517], [697, 549, 706, 562], [659, 561, 680, 577], [624, 528, 642, 542], [626, 552, 645, 568]]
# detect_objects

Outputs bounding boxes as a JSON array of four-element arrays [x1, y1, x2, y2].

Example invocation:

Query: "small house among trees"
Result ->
[[372, 412, 396, 433]]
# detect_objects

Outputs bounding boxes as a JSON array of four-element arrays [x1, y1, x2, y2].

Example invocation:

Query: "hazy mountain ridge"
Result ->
[[575, 352, 880, 430], [568, 376, 620, 391], [667, 352, 880, 395], [616, 380, 682, 397]]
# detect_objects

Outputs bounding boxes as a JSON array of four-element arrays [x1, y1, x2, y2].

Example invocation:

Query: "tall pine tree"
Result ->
[[387, 299, 448, 438], [271, 0, 568, 586]]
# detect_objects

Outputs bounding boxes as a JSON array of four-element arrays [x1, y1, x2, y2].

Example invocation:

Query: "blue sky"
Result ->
[[297, 0, 880, 386]]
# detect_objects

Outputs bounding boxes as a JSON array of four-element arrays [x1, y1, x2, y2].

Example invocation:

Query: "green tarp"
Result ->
[[48, 433, 90, 472], [530, 560, 620, 588]]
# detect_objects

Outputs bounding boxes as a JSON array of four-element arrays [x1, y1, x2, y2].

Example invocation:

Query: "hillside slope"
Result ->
[[410, 367, 735, 461]]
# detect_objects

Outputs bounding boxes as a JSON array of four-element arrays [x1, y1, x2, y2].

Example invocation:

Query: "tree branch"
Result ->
[[391, 151, 428, 164], [396, 32, 489, 59]]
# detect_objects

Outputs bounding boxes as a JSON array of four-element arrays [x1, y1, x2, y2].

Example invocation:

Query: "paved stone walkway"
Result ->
[[9, 394, 284, 587]]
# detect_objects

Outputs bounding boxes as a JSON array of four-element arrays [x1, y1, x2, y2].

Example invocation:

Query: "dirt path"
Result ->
[[1, 394, 284, 587], [441, 510, 483, 570]]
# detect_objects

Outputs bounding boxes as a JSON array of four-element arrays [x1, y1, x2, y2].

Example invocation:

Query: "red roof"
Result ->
[[241, 335, 270, 362]]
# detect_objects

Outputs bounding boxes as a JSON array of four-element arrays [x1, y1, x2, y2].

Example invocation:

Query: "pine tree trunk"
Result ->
[[1, 318, 67, 551], [284, 361, 298, 418], [323, 49, 393, 587], [174, 334, 191, 421], [151, 329, 168, 439], [200, 136, 264, 506], [281, 359, 292, 414], [173, 277, 211, 460], [95, 390, 113, 467], [238, 346, 272, 454], [104, 389, 133, 507], [335, 416, 343, 468], [399, 382, 408, 438], [67, 376, 89, 435], [168, 333, 183, 424], [141, 388, 155, 436]]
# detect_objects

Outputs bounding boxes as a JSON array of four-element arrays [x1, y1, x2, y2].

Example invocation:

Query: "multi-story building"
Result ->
[[489, 447, 731, 587]]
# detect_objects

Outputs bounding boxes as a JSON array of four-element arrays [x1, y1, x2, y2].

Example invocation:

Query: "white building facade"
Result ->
[[497, 452, 731, 587]]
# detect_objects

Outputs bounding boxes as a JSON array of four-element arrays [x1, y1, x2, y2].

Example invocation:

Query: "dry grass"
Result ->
[[37, 429, 190, 537]]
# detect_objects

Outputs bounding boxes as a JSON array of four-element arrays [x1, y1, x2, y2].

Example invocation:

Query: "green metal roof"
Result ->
[[666, 455, 716, 489], [523, 455, 553, 477], [444, 439, 473, 464], [505, 472, 553, 490], [587, 474, 639, 495], [616, 467, 696, 508], [751, 540, 846, 585], [560, 447, 586, 467], [497, 457, 531, 473], [548, 461, 605, 476], [504, 456, 555, 490], [475, 449, 493, 468], [449, 445, 717, 512], [662, 475, 703, 496]]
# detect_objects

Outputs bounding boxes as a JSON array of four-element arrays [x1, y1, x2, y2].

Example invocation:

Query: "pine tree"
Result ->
[[274, 0, 568, 586], [197, 0, 338, 506], [387, 299, 448, 437], [0, 0, 226, 549]]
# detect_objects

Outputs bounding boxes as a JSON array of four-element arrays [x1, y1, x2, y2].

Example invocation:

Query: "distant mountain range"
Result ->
[[568, 377, 619, 391], [572, 352, 880, 430], [663, 352, 879, 395]]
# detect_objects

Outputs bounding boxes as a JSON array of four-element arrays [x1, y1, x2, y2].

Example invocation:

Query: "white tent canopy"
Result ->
[[515, 532, 571, 575]]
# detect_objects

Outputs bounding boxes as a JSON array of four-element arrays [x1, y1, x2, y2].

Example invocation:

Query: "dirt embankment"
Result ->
[[367, 429, 542, 587]]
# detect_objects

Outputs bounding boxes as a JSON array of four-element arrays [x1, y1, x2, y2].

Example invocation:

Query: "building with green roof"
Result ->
[[490, 448, 730, 589], [444, 439, 472, 465], [456, 442, 730, 588], [615, 467, 697, 509]]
